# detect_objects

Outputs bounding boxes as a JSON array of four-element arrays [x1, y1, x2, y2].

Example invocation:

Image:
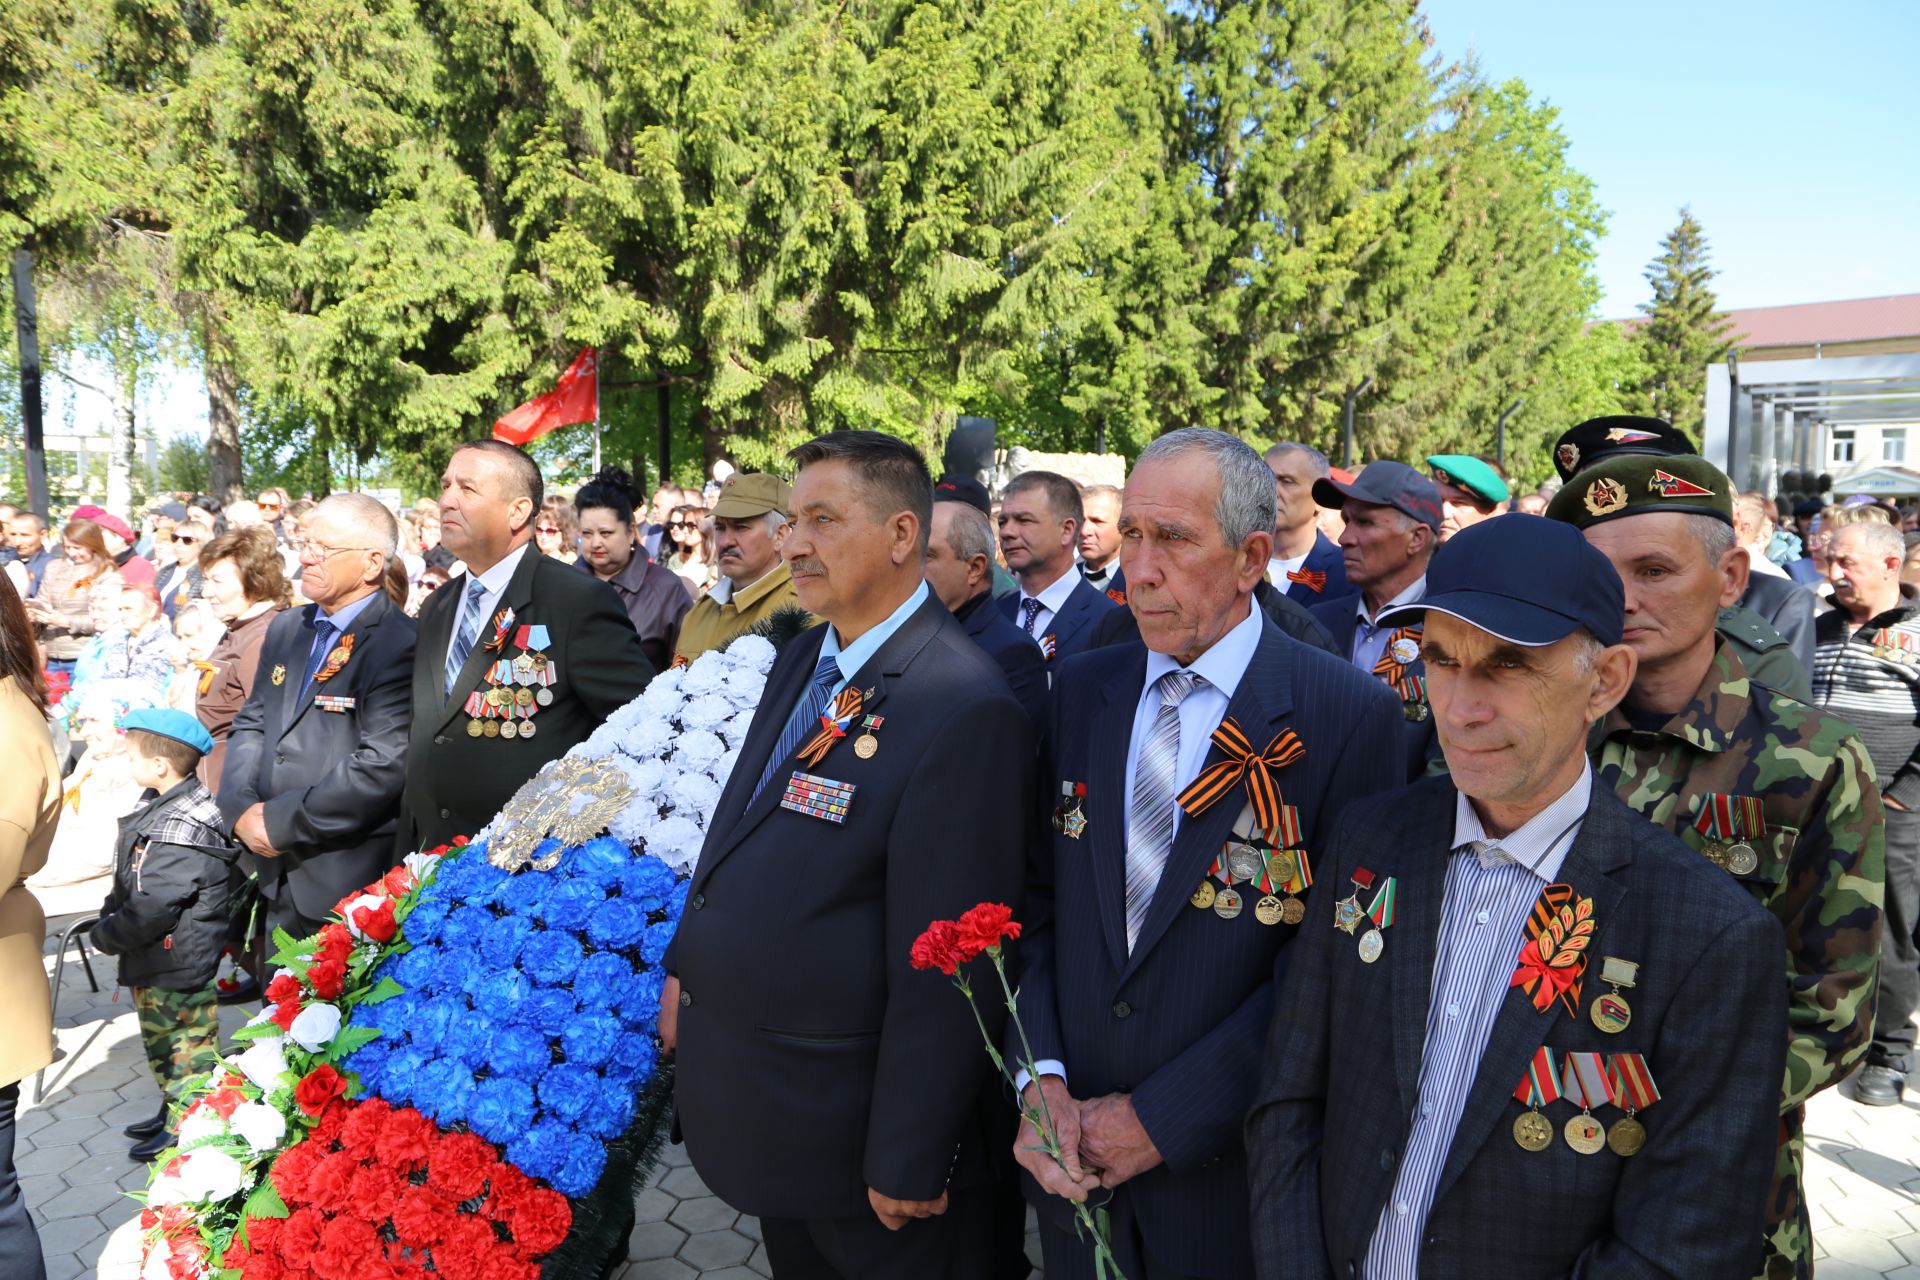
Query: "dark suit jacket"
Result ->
[[1741, 572, 1816, 676], [1246, 778, 1787, 1280], [218, 593, 416, 919], [1016, 618, 1401, 1276], [1277, 531, 1354, 607], [1092, 578, 1340, 658], [997, 574, 1118, 662], [955, 589, 1049, 730], [1310, 598, 1438, 782], [400, 546, 653, 851], [1085, 563, 1126, 602], [669, 594, 1032, 1219]]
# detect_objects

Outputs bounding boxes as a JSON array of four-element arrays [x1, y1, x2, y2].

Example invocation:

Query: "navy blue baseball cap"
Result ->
[[1312, 460, 1443, 533], [1377, 513, 1624, 647]]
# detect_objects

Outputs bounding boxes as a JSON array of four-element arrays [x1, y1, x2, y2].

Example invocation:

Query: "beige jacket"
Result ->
[[0, 679, 64, 1085]]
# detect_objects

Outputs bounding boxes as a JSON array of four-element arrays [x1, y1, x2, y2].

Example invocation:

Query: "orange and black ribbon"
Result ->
[[1105, 588, 1127, 606], [193, 660, 218, 696], [1176, 718, 1305, 830], [1285, 568, 1327, 593], [796, 686, 863, 767], [311, 633, 356, 684], [1509, 884, 1593, 1017], [1371, 624, 1424, 699]]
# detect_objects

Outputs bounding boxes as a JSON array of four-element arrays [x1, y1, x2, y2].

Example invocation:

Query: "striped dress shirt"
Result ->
[[1363, 765, 1592, 1279]]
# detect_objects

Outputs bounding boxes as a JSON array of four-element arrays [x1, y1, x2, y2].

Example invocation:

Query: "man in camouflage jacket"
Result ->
[[1550, 453, 1885, 1280]]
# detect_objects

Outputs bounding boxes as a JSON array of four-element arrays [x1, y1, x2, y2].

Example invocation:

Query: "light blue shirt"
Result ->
[[305, 587, 382, 683], [783, 581, 930, 725], [1351, 574, 1427, 673], [1363, 764, 1591, 1279]]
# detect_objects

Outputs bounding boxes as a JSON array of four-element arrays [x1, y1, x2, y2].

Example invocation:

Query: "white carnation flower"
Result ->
[[176, 1104, 227, 1147], [668, 771, 721, 817], [624, 756, 668, 799], [287, 1002, 342, 1052], [722, 710, 758, 747], [679, 694, 733, 733], [640, 667, 685, 711], [675, 729, 726, 771], [681, 654, 729, 697], [620, 716, 671, 759], [722, 665, 768, 708], [723, 633, 777, 672], [649, 815, 705, 874], [714, 748, 742, 786], [233, 1036, 290, 1093], [228, 1102, 288, 1154]]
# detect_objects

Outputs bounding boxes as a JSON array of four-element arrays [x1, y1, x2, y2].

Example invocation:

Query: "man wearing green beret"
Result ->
[[1548, 453, 1886, 1280], [1426, 454, 1510, 543]]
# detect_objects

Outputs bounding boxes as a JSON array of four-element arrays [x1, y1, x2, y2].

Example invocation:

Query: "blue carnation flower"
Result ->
[[427, 945, 484, 996], [440, 904, 492, 951], [604, 1035, 659, 1087], [489, 1024, 552, 1079], [507, 1120, 576, 1187], [537, 1062, 601, 1124], [586, 897, 648, 951], [406, 997, 460, 1054], [554, 1133, 609, 1196], [401, 895, 451, 945], [640, 921, 676, 966], [440, 1013, 496, 1069], [669, 878, 691, 915], [468, 1075, 538, 1144], [538, 880, 603, 932], [433, 849, 501, 898], [482, 912, 535, 962], [472, 969, 530, 1018], [570, 951, 631, 1011], [621, 857, 677, 911], [387, 947, 435, 993], [577, 1083, 637, 1140], [523, 986, 579, 1036], [521, 931, 585, 985], [414, 1057, 476, 1124], [345, 1039, 391, 1091], [570, 836, 629, 885], [378, 1045, 430, 1105], [561, 1014, 622, 1069]]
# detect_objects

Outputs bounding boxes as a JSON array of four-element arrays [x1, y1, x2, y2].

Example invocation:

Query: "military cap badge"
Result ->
[[1556, 442, 1580, 476], [1647, 469, 1715, 499], [1583, 477, 1628, 518]]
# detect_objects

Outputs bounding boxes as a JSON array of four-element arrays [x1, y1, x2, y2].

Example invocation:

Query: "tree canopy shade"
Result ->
[[2, 0, 1653, 495]]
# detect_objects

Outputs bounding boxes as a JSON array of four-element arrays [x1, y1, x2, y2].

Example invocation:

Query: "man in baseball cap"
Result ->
[[674, 473, 808, 662], [1426, 454, 1511, 543]]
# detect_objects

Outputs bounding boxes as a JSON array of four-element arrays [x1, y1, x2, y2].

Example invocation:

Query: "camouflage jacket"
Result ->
[[1591, 642, 1885, 1280], [1719, 604, 1811, 702]]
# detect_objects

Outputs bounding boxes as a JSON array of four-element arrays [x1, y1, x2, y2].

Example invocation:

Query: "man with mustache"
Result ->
[[674, 474, 809, 663]]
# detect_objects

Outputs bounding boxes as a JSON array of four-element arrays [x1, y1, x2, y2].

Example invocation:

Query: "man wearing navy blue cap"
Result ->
[[1249, 514, 1788, 1280]]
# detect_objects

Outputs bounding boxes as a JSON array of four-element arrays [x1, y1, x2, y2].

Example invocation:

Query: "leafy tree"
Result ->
[[1633, 207, 1735, 440]]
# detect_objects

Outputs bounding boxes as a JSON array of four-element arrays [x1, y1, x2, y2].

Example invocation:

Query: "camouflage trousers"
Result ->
[[133, 984, 219, 1107], [1758, 1109, 1810, 1280]]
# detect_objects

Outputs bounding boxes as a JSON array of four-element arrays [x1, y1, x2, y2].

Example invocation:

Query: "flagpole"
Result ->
[[592, 352, 603, 474]]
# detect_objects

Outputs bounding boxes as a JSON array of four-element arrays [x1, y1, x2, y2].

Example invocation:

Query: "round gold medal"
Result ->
[[1214, 887, 1242, 919], [466, 719, 484, 738], [1513, 1110, 1553, 1152], [1357, 928, 1385, 964], [1607, 1115, 1646, 1157], [1268, 850, 1298, 884], [1725, 841, 1759, 876], [1254, 894, 1285, 926], [500, 720, 519, 739], [1590, 993, 1632, 1034], [515, 687, 535, 708], [854, 733, 879, 759], [1190, 881, 1217, 910], [1564, 1113, 1606, 1155], [483, 720, 500, 738], [1698, 839, 1729, 870], [1279, 896, 1306, 926]]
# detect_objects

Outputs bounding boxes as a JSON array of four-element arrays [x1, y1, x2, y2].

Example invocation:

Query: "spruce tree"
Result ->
[[1634, 207, 1735, 441]]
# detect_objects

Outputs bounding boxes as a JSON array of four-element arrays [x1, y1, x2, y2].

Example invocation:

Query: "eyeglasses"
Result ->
[[259, 502, 283, 513], [173, 533, 203, 545], [300, 543, 379, 564], [535, 525, 561, 536]]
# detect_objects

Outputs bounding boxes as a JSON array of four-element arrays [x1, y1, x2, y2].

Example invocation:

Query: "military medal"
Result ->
[[311, 634, 355, 684], [1510, 885, 1594, 1018], [1511, 1047, 1560, 1152], [1190, 879, 1217, 910], [500, 720, 519, 739], [271, 664, 287, 686], [1254, 894, 1285, 926], [1356, 875, 1395, 963], [1693, 793, 1765, 877], [1224, 838, 1265, 884], [467, 719, 484, 738], [1055, 782, 1088, 839], [1560, 1052, 1613, 1155], [1590, 956, 1639, 1033], [1213, 874, 1242, 920], [1606, 1054, 1660, 1157], [797, 687, 863, 767], [853, 714, 884, 760], [483, 720, 500, 738], [1333, 867, 1374, 935], [1401, 674, 1429, 722], [1389, 636, 1420, 666]]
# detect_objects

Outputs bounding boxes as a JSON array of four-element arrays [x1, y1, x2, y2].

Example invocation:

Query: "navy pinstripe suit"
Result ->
[[1247, 777, 1786, 1280], [1014, 617, 1401, 1277]]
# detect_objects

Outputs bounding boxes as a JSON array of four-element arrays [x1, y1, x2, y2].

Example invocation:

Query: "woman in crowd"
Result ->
[[27, 519, 119, 675], [169, 602, 223, 713], [663, 502, 717, 598], [0, 574, 63, 1279], [68, 584, 174, 708], [534, 498, 579, 565], [574, 467, 691, 673], [195, 526, 291, 791]]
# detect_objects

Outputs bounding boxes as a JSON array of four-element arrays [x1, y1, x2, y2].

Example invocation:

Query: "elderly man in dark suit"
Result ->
[[926, 498, 1049, 730], [661, 431, 1032, 1280], [1247, 515, 1787, 1280], [220, 494, 416, 944], [400, 440, 653, 851], [998, 470, 1118, 662], [1014, 428, 1402, 1279], [1263, 442, 1352, 606]]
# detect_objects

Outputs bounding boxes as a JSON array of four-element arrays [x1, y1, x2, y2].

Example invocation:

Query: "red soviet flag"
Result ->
[[492, 348, 598, 445]]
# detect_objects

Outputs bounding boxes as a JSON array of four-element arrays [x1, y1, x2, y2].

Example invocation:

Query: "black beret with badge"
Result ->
[[1544, 452, 1733, 530], [1550, 415, 1696, 483]]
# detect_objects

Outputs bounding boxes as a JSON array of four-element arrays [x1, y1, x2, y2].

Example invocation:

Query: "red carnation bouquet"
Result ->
[[910, 904, 1124, 1278]]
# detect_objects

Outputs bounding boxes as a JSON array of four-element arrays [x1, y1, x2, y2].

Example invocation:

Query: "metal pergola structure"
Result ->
[[1705, 353, 1920, 493]]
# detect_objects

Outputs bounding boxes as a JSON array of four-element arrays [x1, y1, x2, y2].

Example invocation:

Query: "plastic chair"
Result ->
[[32, 915, 100, 1103]]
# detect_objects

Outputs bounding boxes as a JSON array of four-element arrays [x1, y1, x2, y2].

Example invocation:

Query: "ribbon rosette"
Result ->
[[1371, 624, 1424, 699], [1177, 718, 1305, 830], [796, 686, 863, 767], [1509, 885, 1595, 1015], [312, 633, 356, 684], [483, 606, 517, 652], [1285, 568, 1327, 593]]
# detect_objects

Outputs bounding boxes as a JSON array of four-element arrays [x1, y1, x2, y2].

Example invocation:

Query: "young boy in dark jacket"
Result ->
[[89, 708, 235, 1160]]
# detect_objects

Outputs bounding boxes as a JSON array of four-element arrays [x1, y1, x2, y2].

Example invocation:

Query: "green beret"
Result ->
[[1544, 452, 1733, 529], [1426, 455, 1510, 505]]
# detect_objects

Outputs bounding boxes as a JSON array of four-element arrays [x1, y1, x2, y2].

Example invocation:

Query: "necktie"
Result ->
[[301, 618, 336, 696], [751, 653, 843, 804], [444, 579, 489, 697], [1462, 840, 1514, 870], [1019, 597, 1043, 636], [1124, 670, 1202, 950]]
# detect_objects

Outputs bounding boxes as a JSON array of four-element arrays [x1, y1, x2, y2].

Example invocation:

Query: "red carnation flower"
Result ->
[[352, 897, 398, 944], [304, 1150, 359, 1213], [268, 1140, 322, 1202], [313, 1214, 381, 1280], [428, 1129, 498, 1200], [348, 1158, 405, 1208], [479, 1256, 542, 1280], [390, 1186, 453, 1248], [316, 923, 354, 966], [306, 958, 347, 1001], [382, 866, 413, 898], [265, 973, 303, 1005], [452, 835, 470, 846], [307, 1098, 351, 1147], [269, 998, 302, 1031], [908, 920, 969, 975], [955, 902, 1021, 954], [503, 1185, 572, 1255], [293, 1064, 348, 1116], [487, 1162, 534, 1206], [339, 1096, 393, 1149], [372, 1106, 436, 1169], [279, 1207, 326, 1259], [432, 1213, 497, 1276]]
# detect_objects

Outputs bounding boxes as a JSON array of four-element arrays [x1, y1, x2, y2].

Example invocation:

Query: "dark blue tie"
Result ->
[[751, 654, 843, 804], [301, 618, 337, 696]]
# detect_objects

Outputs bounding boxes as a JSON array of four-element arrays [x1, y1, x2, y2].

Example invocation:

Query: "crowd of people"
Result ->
[[0, 414, 1906, 1280]]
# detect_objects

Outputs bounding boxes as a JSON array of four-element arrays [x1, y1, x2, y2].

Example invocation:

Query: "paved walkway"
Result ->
[[17, 909, 1917, 1278]]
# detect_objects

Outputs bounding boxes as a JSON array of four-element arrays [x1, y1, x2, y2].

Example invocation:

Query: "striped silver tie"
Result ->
[[1125, 670, 1201, 950], [444, 579, 488, 697]]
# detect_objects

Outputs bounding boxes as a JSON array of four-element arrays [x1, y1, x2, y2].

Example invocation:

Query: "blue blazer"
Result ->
[[1015, 620, 1402, 1276], [1309, 599, 1437, 784], [1086, 564, 1127, 602], [997, 574, 1119, 662], [956, 590, 1049, 730], [1247, 777, 1786, 1280], [1278, 532, 1354, 607]]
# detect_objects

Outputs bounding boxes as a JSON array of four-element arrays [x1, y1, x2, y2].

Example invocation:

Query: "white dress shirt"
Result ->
[[1081, 559, 1120, 591], [1018, 605, 1266, 1092], [1264, 550, 1310, 590], [445, 542, 531, 671], [1014, 563, 1086, 646], [1351, 575, 1427, 672]]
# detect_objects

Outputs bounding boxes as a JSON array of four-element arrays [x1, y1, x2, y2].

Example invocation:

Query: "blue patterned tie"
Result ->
[[751, 654, 843, 804], [444, 579, 488, 697], [300, 618, 336, 697], [1125, 670, 1202, 950], [1019, 597, 1043, 635]]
